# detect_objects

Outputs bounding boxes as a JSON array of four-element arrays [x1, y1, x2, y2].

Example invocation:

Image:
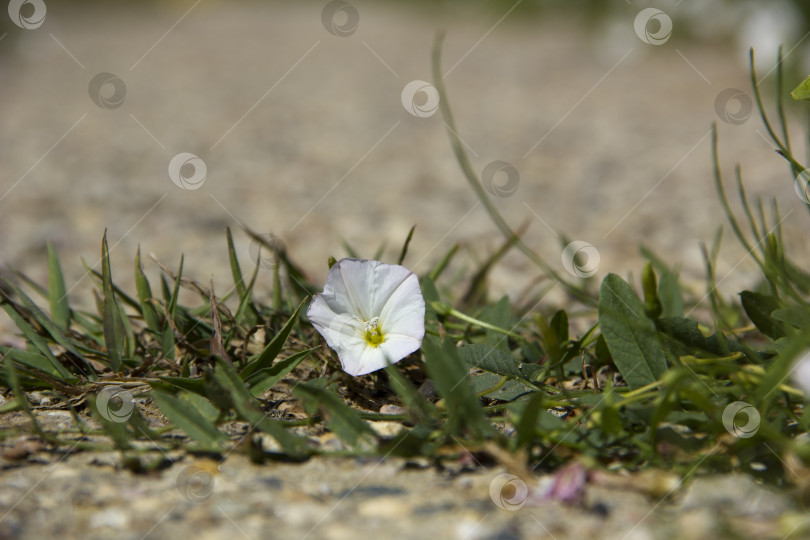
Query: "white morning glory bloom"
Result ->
[[307, 258, 426, 376]]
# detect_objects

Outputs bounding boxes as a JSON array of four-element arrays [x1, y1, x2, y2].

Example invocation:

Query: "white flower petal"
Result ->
[[327, 259, 415, 320], [378, 334, 422, 364], [379, 272, 425, 340], [307, 295, 364, 352]]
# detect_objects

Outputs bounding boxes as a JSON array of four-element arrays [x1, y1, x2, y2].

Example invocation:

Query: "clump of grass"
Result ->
[[1, 41, 810, 499]]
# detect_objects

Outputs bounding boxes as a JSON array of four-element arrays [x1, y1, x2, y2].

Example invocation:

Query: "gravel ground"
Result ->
[[0, 410, 800, 540], [1, 2, 805, 304], [2, 2, 810, 539]]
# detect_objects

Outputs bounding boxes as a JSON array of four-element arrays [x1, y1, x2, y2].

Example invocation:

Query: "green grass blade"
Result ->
[[135, 246, 161, 333], [47, 242, 71, 330], [168, 254, 184, 320], [1, 303, 73, 379], [246, 347, 317, 397], [153, 390, 226, 449], [2, 278, 92, 375], [101, 231, 126, 373], [426, 243, 459, 282], [431, 32, 594, 306], [293, 380, 376, 446], [212, 357, 305, 456], [240, 297, 307, 378], [226, 227, 247, 298], [397, 225, 416, 265], [384, 363, 439, 424]]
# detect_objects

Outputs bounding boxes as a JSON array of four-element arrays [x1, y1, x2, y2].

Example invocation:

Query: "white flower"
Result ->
[[307, 258, 425, 376]]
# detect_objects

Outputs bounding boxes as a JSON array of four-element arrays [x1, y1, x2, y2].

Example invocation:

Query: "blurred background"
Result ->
[[2, 0, 810, 320]]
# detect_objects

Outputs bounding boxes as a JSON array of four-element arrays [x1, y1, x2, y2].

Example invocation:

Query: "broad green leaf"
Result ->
[[740, 291, 786, 339], [457, 343, 542, 382], [657, 317, 757, 360], [469, 372, 534, 401], [293, 380, 376, 446], [153, 390, 226, 448], [421, 336, 492, 436], [598, 273, 668, 389], [791, 75, 810, 101], [240, 297, 307, 378], [246, 348, 316, 397], [47, 242, 71, 330], [772, 305, 810, 329], [101, 232, 126, 372]]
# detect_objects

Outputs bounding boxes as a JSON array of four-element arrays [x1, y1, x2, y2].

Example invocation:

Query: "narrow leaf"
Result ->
[[246, 348, 316, 397], [47, 242, 71, 330], [293, 380, 376, 446], [135, 246, 161, 333], [240, 297, 307, 378], [101, 231, 126, 372], [212, 357, 305, 455], [153, 390, 226, 448]]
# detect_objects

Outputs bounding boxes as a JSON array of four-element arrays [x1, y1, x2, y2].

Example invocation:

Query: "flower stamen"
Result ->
[[363, 317, 385, 347]]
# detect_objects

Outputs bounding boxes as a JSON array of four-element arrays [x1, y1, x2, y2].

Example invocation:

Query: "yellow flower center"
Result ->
[[363, 317, 385, 348]]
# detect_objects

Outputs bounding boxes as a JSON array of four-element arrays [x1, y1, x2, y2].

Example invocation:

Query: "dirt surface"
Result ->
[[2, 2, 809, 539], [1, 2, 804, 304], [0, 408, 798, 540]]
